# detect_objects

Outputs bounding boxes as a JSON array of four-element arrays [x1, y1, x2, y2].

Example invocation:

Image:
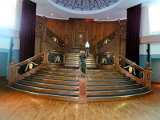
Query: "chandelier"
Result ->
[[50, 0, 120, 11]]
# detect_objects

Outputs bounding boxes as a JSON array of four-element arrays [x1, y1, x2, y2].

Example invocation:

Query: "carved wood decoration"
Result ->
[[97, 21, 126, 56], [35, 16, 126, 54], [71, 19, 89, 51]]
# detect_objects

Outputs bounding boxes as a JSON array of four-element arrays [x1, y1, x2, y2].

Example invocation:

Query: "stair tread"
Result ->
[[10, 86, 152, 98], [13, 83, 79, 91], [87, 90, 152, 98], [16, 80, 140, 88], [10, 86, 79, 98], [87, 87, 146, 92], [14, 82, 146, 92], [17, 81, 79, 86]]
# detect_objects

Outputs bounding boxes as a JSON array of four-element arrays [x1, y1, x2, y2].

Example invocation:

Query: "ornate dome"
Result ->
[[48, 0, 120, 14]]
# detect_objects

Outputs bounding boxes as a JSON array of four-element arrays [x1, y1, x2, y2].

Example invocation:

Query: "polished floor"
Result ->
[[0, 78, 160, 120]]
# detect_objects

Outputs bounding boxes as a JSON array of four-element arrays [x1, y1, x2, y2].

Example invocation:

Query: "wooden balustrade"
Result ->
[[118, 54, 151, 88], [8, 50, 65, 85], [96, 52, 152, 89]]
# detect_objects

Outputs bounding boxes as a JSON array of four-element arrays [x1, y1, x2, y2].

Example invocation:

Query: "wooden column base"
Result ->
[[78, 77, 87, 103]]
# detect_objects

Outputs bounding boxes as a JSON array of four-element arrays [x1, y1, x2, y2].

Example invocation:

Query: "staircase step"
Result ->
[[35, 72, 125, 77], [65, 56, 94, 59], [10, 86, 79, 101], [38, 68, 118, 72], [65, 62, 96, 65], [87, 81, 136, 85], [37, 70, 108, 74], [12, 83, 79, 96], [87, 87, 147, 96], [24, 79, 79, 85], [27, 76, 76, 81], [16, 80, 79, 90], [87, 90, 152, 102], [87, 84, 141, 90], [65, 53, 96, 68], [65, 64, 96, 68]]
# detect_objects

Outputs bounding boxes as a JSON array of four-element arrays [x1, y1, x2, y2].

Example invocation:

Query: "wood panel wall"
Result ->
[[35, 16, 126, 54], [46, 18, 118, 43]]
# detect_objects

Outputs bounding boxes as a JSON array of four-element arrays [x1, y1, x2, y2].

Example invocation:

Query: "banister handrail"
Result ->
[[97, 25, 126, 48], [96, 25, 126, 54], [10, 49, 64, 68], [46, 27, 64, 45], [10, 49, 52, 67], [119, 55, 145, 71], [12, 53, 44, 67], [9, 49, 65, 85]]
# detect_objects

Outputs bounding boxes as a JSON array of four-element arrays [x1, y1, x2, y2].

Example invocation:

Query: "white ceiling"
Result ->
[[31, 0, 152, 21]]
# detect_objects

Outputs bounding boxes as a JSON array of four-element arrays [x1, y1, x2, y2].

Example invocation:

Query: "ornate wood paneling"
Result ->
[[35, 16, 126, 54]]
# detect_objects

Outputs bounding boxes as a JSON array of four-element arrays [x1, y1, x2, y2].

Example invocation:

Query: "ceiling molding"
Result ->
[[31, 0, 150, 21]]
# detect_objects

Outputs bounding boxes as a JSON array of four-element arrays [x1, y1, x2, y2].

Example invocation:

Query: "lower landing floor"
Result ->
[[0, 79, 160, 120]]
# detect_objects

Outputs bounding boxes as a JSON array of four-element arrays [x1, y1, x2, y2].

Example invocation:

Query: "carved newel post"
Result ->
[[143, 62, 152, 89], [9, 59, 17, 85]]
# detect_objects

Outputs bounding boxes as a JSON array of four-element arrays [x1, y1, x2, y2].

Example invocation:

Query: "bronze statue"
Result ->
[[79, 51, 87, 78]]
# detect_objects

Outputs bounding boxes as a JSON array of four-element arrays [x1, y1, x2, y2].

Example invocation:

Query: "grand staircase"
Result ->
[[10, 66, 152, 102], [8, 48, 152, 103]]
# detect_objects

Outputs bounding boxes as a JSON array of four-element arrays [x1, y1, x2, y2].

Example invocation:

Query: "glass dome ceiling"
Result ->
[[49, 0, 120, 14]]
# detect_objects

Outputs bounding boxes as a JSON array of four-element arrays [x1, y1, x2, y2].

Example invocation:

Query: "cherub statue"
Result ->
[[101, 57, 107, 64], [124, 64, 136, 75], [103, 39, 110, 46], [54, 55, 61, 63], [25, 61, 38, 72], [79, 50, 87, 77]]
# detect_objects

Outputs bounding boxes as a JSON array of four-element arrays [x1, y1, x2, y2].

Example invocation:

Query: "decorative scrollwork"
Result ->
[[124, 64, 136, 75], [25, 61, 38, 72], [103, 38, 110, 46], [98, 54, 114, 65], [48, 53, 63, 63], [51, 0, 119, 11]]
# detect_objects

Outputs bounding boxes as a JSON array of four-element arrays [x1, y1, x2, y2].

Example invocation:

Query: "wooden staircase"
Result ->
[[10, 67, 152, 102], [65, 53, 96, 68], [8, 50, 152, 103]]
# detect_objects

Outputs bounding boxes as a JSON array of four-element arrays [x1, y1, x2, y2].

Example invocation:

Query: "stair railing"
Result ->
[[91, 37, 98, 56], [97, 25, 126, 53], [9, 50, 65, 85], [45, 28, 65, 52], [96, 52, 152, 89]]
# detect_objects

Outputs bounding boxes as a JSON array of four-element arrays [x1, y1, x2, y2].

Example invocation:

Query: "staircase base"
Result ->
[[9, 86, 152, 103]]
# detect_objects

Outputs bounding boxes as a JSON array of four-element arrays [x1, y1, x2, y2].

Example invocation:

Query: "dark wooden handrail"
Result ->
[[97, 25, 125, 47], [46, 28, 64, 45], [119, 55, 145, 71], [96, 25, 126, 53], [9, 49, 65, 85], [10, 50, 52, 67]]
